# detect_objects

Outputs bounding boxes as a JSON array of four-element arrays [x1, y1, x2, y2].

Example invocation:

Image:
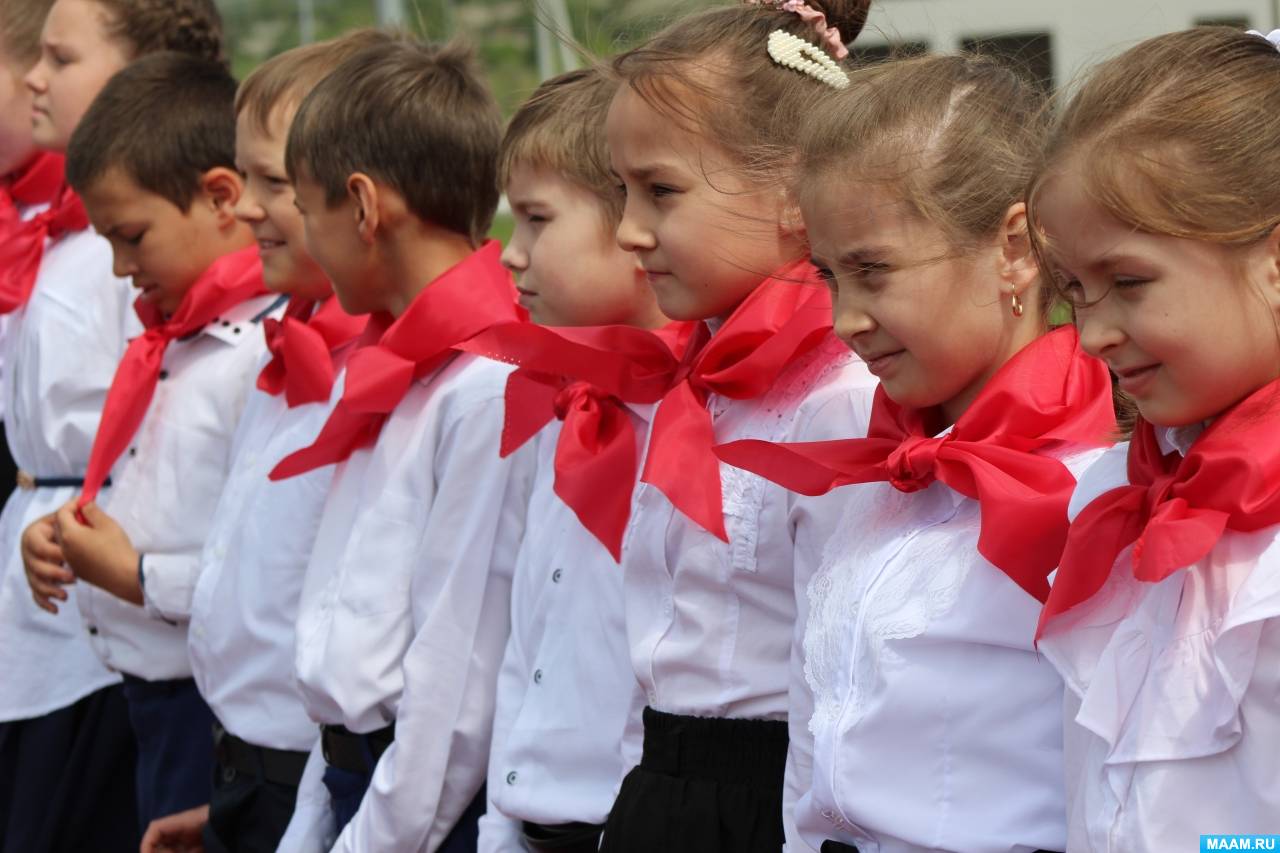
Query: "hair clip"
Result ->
[[1247, 28, 1280, 51], [767, 30, 850, 89], [750, 0, 850, 60]]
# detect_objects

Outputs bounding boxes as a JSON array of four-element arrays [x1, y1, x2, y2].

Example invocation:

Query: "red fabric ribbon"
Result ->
[[257, 294, 366, 407], [1037, 376, 1280, 639], [0, 154, 89, 315], [716, 326, 1116, 601], [79, 246, 270, 505], [643, 264, 834, 540], [458, 321, 702, 560], [269, 241, 523, 480]]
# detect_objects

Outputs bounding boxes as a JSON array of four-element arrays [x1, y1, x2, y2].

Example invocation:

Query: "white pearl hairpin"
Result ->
[[766, 30, 850, 90]]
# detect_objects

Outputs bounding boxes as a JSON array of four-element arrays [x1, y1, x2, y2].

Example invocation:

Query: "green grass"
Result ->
[[489, 210, 514, 247]]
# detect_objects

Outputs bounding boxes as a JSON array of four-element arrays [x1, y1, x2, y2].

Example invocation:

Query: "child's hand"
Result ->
[[140, 803, 209, 853], [21, 513, 73, 614], [53, 500, 143, 606]]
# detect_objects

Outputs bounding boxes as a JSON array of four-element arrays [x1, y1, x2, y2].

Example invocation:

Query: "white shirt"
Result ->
[[1040, 426, 1280, 853], [0, 227, 137, 720], [279, 353, 535, 853], [479, 421, 648, 852], [622, 335, 876, 844], [792, 441, 1105, 853], [187, 349, 348, 752], [77, 294, 281, 681]]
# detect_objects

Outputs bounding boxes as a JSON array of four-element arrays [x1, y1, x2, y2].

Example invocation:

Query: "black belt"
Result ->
[[320, 722, 395, 774], [822, 845, 1061, 853], [15, 472, 109, 490], [521, 820, 605, 853], [212, 723, 309, 788]]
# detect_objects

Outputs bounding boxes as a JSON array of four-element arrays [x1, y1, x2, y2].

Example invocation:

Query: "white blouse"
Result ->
[[0, 227, 137, 720], [1040, 426, 1280, 853], [793, 441, 1106, 853], [280, 354, 536, 853], [80, 294, 282, 681], [479, 421, 647, 852]]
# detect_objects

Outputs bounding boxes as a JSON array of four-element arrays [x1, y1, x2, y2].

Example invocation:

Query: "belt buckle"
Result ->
[[16, 471, 34, 491]]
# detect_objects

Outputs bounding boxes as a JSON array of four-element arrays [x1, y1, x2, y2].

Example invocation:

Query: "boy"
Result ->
[[137, 31, 385, 853], [476, 67, 671, 853], [271, 35, 535, 853], [25, 51, 281, 829], [2, 0, 221, 849]]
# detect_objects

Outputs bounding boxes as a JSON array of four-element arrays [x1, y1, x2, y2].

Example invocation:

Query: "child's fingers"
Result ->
[[29, 584, 62, 614], [25, 554, 74, 586], [23, 534, 64, 565]]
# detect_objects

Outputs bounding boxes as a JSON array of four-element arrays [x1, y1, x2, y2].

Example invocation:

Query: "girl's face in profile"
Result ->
[[1037, 158, 1280, 427]]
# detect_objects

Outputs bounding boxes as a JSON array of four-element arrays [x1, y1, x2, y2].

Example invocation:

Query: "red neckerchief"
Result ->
[[0, 154, 89, 315], [458, 320, 701, 560], [1037, 376, 1280, 639], [258, 294, 366, 407], [269, 241, 523, 480], [716, 326, 1116, 601], [643, 263, 833, 540], [79, 246, 269, 505]]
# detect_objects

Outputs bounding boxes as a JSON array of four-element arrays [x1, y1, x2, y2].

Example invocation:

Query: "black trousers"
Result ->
[[0, 684, 139, 853], [600, 707, 789, 853], [201, 755, 301, 853]]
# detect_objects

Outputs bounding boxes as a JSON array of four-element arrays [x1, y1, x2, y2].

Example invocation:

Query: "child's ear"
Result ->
[[776, 188, 807, 241], [346, 172, 380, 245], [1253, 222, 1280, 316], [997, 201, 1039, 298], [199, 167, 244, 227]]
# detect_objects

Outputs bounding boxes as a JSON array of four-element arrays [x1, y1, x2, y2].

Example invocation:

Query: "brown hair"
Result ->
[[611, 0, 870, 185], [90, 0, 223, 63], [0, 0, 54, 67], [236, 28, 393, 136], [797, 52, 1049, 254], [499, 65, 621, 225], [1028, 26, 1280, 252], [286, 35, 502, 245], [66, 51, 237, 210]]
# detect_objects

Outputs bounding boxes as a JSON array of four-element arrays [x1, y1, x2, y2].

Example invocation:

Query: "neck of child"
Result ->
[[937, 317, 1047, 428], [379, 225, 477, 318]]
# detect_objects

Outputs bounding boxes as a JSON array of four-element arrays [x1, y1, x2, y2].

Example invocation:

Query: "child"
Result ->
[[26, 51, 280, 830], [594, 2, 881, 850], [3, 0, 222, 849], [137, 32, 383, 853], [716, 53, 1119, 853], [269, 35, 535, 853], [473, 67, 671, 853], [1032, 26, 1280, 851]]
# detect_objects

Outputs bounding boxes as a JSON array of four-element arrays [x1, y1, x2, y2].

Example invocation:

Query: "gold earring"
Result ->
[[1010, 289, 1025, 318]]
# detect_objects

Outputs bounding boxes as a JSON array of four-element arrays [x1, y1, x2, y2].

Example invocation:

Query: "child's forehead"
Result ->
[[43, 0, 113, 47]]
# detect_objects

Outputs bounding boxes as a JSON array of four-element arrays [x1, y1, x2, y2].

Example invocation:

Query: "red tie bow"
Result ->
[[458, 321, 702, 559], [716, 326, 1117, 601], [258, 294, 366, 407], [0, 154, 89, 315], [1037, 377, 1280, 640], [270, 241, 524, 480], [79, 246, 270, 505]]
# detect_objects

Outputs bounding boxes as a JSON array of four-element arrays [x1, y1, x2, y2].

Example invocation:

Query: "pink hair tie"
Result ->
[[751, 0, 849, 60]]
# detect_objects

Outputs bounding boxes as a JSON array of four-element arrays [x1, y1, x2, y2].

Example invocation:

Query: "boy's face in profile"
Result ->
[[81, 167, 234, 315], [501, 164, 660, 329], [234, 107, 331, 299], [24, 0, 131, 152], [292, 172, 370, 315], [0, 57, 36, 177]]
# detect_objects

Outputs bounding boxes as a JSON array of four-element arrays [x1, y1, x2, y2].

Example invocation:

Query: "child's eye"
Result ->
[[122, 231, 145, 246], [854, 262, 889, 278], [811, 263, 836, 288], [527, 213, 548, 224], [266, 176, 290, 190], [649, 184, 676, 199], [1113, 277, 1150, 290]]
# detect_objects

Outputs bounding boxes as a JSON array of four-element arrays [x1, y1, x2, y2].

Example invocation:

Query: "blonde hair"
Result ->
[[1028, 27, 1280, 251], [236, 29, 393, 137], [610, 0, 870, 186], [0, 0, 54, 67], [796, 52, 1048, 253], [499, 66, 620, 225]]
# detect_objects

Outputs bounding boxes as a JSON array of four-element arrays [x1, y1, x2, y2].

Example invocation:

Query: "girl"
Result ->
[[597, 2, 879, 851], [716, 54, 1117, 852], [1032, 27, 1280, 851]]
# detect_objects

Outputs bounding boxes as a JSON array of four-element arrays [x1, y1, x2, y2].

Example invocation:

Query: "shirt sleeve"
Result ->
[[277, 739, 334, 853], [139, 550, 202, 623], [332, 390, 535, 853], [477, 612, 531, 853]]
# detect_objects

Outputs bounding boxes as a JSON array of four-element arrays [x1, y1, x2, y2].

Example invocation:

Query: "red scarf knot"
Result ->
[[0, 154, 89, 315], [716, 326, 1117, 602], [269, 241, 523, 480], [258, 295, 365, 407], [78, 246, 269, 506]]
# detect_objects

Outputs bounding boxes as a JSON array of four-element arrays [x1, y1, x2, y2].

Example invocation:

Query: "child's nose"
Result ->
[[500, 240, 527, 273]]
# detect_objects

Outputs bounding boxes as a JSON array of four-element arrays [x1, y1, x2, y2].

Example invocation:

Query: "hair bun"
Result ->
[[808, 0, 871, 45]]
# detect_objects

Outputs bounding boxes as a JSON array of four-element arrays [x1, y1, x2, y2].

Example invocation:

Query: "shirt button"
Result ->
[[533, 669, 543, 684], [232, 327, 241, 335], [222, 765, 236, 783], [87, 626, 99, 635], [158, 370, 169, 380], [505, 771, 517, 785], [551, 569, 562, 584], [128, 447, 137, 457], [661, 597, 673, 617]]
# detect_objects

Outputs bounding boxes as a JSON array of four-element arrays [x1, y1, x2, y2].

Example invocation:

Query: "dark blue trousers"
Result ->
[[0, 683, 139, 852], [119, 674, 216, 828], [322, 759, 486, 851]]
